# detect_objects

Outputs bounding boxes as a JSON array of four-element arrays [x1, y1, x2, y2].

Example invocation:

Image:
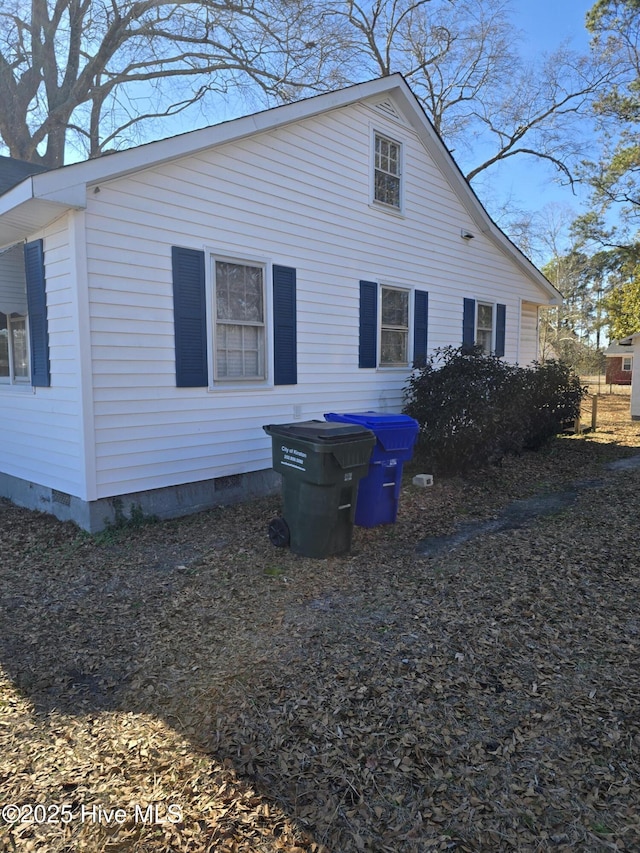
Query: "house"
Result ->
[[0, 74, 561, 531], [604, 341, 633, 385], [611, 334, 640, 420], [630, 334, 640, 420]]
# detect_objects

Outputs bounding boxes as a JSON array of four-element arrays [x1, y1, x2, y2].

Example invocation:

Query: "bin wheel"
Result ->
[[268, 517, 290, 548]]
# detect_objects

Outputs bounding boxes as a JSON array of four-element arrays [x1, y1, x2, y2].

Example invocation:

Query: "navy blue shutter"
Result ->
[[495, 303, 506, 357], [273, 265, 297, 385], [462, 297, 475, 352], [24, 239, 50, 387], [172, 246, 208, 387], [359, 280, 378, 368], [413, 290, 429, 367]]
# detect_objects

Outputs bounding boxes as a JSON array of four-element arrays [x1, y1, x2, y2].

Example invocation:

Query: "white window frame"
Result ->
[[211, 256, 267, 383], [0, 314, 30, 385], [372, 131, 403, 213], [622, 355, 632, 372], [476, 302, 494, 355], [0, 243, 31, 386], [379, 284, 410, 367]]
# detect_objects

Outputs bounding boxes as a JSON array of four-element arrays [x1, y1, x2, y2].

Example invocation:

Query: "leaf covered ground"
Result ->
[[1, 393, 639, 852]]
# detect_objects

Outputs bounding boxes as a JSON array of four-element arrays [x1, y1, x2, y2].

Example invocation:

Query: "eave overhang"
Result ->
[[0, 178, 85, 248]]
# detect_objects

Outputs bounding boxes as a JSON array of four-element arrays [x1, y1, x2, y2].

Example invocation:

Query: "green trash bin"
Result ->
[[263, 420, 375, 558]]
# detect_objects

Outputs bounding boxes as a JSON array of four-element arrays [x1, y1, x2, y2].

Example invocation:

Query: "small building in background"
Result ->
[[604, 341, 633, 386]]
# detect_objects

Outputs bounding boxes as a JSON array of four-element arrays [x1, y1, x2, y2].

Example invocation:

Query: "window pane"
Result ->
[[375, 136, 400, 176], [0, 314, 8, 378], [243, 328, 260, 376], [388, 144, 399, 174], [217, 324, 243, 378], [216, 262, 263, 323], [477, 304, 493, 330], [10, 316, 28, 379], [477, 329, 492, 355], [374, 171, 401, 207], [381, 288, 408, 327], [216, 323, 264, 379], [381, 329, 408, 364]]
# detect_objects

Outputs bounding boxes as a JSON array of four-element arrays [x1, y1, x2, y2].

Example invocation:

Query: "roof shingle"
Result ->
[[0, 155, 49, 197]]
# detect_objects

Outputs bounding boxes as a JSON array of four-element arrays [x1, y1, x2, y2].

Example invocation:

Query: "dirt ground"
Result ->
[[0, 392, 639, 852]]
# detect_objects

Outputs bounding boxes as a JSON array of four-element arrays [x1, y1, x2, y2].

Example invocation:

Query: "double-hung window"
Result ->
[[622, 356, 632, 372], [359, 281, 428, 369], [172, 247, 297, 388], [0, 241, 49, 387], [463, 298, 506, 358], [374, 133, 402, 209], [0, 243, 30, 385], [380, 285, 409, 365], [213, 259, 265, 381], [476, 303, 494, 355], [0, 313, 29, 383]]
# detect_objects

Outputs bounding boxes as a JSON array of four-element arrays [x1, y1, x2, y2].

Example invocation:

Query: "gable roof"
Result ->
[[0, 75, 560, 304], [605, 340, 635, 356], [614, 334, 640, 347]]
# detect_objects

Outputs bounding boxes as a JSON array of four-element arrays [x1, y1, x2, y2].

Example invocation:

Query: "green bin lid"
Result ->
[[263, 420, 373, 443]]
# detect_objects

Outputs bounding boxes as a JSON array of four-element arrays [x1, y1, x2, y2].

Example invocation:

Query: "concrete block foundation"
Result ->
[[0, 469, 282, 532]]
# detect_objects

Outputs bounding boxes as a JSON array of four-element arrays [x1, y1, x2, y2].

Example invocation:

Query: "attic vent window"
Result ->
[[374, 133, 402, 210], [374, 99, 402, 121]]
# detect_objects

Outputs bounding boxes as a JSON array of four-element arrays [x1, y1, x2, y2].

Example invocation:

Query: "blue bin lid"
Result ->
[[325, 412, 419, 455], [325, 411, 419, 430]]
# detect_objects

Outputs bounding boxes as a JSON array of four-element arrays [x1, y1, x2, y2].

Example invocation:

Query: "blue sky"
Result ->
[[52, 0, 600, 247], [514, 0, 593, 54], [479, 0, 597, 227]]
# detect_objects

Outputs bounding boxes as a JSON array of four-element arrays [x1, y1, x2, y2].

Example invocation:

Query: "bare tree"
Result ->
[[309, 0, 618, 183], [0, 0, 620, 188], [463, 46, 614, 184], [325, 0, 514, 143], [0, 0, 329, 166]]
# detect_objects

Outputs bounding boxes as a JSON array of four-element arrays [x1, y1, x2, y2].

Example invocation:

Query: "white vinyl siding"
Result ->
[[520, 301, 540, 366], [78, 99, 552, 498], [0, 217, 89, 498]]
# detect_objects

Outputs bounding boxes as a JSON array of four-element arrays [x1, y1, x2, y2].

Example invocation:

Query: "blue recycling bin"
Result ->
[[324, 412, 419, 527]]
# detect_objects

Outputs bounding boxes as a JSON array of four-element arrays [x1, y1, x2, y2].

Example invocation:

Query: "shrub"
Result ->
[[519, 359, 586, 450], [403, 347, 586, 475]]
